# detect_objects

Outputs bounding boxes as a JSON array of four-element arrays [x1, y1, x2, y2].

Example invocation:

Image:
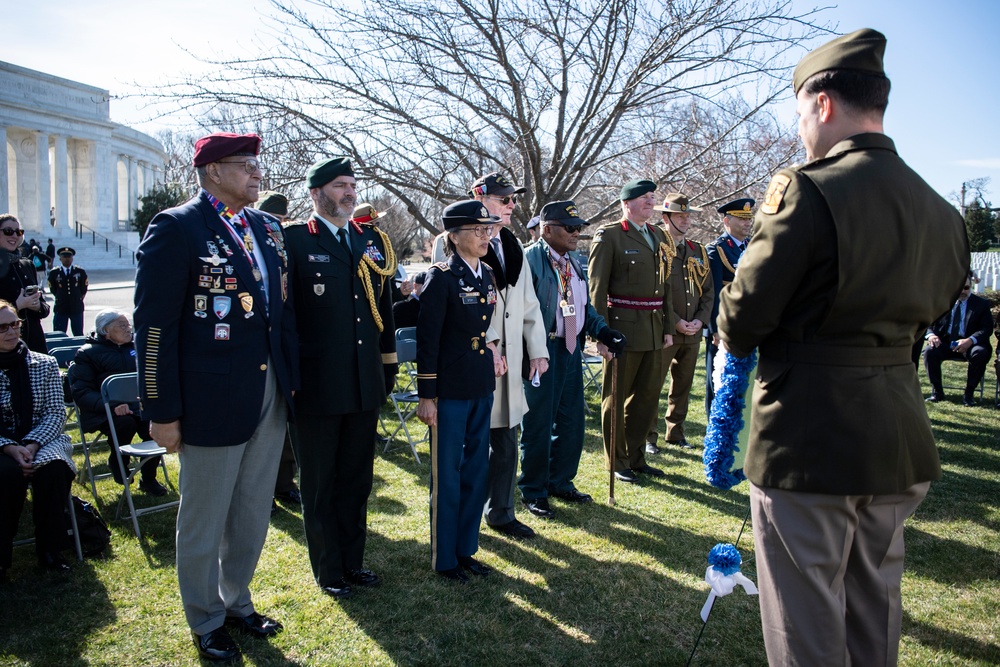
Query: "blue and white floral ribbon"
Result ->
[[700, 543, 758, 621]]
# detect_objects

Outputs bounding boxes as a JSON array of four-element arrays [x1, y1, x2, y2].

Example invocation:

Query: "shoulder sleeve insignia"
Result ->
[[760, 173, 791, 215], [593, 229, 605, 244]]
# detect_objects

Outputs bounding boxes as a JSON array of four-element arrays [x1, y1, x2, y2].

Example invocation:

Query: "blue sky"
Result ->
[[3, 0, 998, 202]]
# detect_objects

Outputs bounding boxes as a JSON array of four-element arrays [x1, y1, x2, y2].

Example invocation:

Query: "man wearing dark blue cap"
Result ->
[[135, 132, 298, 662], [718, 29, 969, 665], [518, 201, 625, 516], [588, 179, 675, 483], [284, 156, 397, 600], [704, 197, 754, 414]]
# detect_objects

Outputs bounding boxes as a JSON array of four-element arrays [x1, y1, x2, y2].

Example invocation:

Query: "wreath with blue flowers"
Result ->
[[703, 349, 757, 490]]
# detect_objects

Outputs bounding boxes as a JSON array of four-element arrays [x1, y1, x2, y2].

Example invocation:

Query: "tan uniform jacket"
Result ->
[[719, 133, 969, 495], [588, 219, 675, 352], [659, 232, 714, 345]]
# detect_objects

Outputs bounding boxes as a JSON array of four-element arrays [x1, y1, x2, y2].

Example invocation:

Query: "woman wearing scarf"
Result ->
[[0, 300, 76, 582]]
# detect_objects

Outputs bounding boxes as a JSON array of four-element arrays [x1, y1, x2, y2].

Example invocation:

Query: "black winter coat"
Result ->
[[68, 335, 140, 432]]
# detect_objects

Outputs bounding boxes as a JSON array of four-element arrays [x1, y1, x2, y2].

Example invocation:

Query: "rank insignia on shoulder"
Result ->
[[433, 261, 449, 271], [761, 173, 791, 215]]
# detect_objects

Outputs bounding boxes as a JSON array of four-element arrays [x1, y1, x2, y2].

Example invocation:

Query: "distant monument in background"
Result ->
[[0, 61, 165, 267]]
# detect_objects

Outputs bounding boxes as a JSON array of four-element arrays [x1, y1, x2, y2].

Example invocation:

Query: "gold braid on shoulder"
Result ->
[[685, 244, 711, 297], [357, 226, 397, 332], [659, 232, 677, 283]]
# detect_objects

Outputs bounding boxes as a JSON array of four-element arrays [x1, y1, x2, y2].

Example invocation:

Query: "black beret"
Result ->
[[307, 157, 355, 189], [441, 200, 497, 231], [192, 133, 261, 167], [793, 28, 887, 94], [717, 198, 755, 219], [469, 172, 526, 198], [620, 179, 656, 201], [540, 200, 588, 226], [256, 191, 288, 216]]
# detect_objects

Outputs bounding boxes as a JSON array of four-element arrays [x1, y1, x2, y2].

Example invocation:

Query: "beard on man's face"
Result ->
[[316, 189, 355, 220]]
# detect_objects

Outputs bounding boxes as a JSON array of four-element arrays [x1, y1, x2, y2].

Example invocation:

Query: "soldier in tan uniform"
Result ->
[[646, 193, 713, 453], [588, 180, 675, 483], [718, 29, 969, 666]]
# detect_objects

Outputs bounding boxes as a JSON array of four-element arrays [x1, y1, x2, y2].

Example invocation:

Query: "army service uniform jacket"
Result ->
[[588, 219, 675, 352], [417, 255, 497, 400], [659, 232, 714, 345], [47, 264, 88, 315], [283, 218, 396, 415], [134, 192, 300, 447], [719, 133, 970, 496]]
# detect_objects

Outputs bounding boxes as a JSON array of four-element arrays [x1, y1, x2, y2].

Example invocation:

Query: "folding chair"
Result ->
[[101, 373, 177, 539], [395, 327, 418, 392], [13, 489, 83, 563], [50, 336, 88, 349], [581, 352, 604, 414], [382, 338, 424, 462], [44, 331, 69, 342]]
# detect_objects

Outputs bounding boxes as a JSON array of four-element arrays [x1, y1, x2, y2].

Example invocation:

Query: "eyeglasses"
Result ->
[[549, 224, 582, 233], [488, 195, 518, 205], [217, 159, 263, 174], [0, 320, 23, 333], [1, 228, 25, 237], [109, 320, 133, 330], [456, 225, 495, 238]]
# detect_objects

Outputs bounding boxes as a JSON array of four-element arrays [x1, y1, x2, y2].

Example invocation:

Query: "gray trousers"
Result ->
[[484, 426, 519, 526], [176, 366, 287, 635], [750, 480, 929, 667]]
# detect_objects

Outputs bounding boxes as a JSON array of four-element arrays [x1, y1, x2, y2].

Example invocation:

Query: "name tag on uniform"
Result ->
[[461, 294, 480, 305], [624, 249, 639, 254], [308, 254, 330, 263]]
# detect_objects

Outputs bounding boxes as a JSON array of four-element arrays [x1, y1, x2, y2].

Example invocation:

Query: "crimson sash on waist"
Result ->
[[607, 294, 663, 311]]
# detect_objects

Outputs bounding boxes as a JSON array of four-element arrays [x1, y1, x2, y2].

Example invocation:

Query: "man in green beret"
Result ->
[[718, 29, 969, 665], [588, 179, 674, 483], [284, 156, 398, 598]]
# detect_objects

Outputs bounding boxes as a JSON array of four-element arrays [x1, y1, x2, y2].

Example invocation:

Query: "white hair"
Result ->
[[94, 308, 129, 337]]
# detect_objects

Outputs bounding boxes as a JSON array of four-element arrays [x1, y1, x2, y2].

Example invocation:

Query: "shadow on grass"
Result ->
[[904, 525, 1000, 586], [0, 558, 115, 666], [903, 608, 1000, 664]]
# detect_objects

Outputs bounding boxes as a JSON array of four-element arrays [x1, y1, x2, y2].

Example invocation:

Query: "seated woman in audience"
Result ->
[[0, 299, 76, 581], [69, 309, 166, 496]]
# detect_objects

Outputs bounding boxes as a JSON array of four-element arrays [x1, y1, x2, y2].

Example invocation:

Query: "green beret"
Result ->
[[256, 191, 288, 216], [793, 28, 887, 95], [620, 179, 657, 202], [306, 157, 355, 189]]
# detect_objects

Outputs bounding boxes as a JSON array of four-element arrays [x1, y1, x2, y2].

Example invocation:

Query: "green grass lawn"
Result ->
[[1, 360, 998, 666]]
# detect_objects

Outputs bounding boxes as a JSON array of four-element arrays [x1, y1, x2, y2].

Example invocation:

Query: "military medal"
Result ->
[[194, 294, 208, 318], [199, 255, 227, 266], [210, 276, 224, 294], [471, 337, 480, 350], [239, 292, 254, 318], [207, 241, 219, 256], [252, 268, 262, 281]]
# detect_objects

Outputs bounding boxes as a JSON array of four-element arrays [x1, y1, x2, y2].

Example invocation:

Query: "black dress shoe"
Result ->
[[645, 441, 660, 455], [139, 478, 168, 496], [667, 438, 694, 449], [926, 393, 944, 403], [320, 579, 353, 598], [551, 488, 593, 503], [635, 464, 666, 478], [193, 628, 239, 662], [275, 488, 302, 505], [436, 566, 468, 583], [226, 611, 283, 637], [346, 568, 381, 587], [489, 519, 535, 539], [458, 556, 492, 577], [38, 551, 70, 572], [962, 396, 979, 407], [614, 469, 639, 483], [522, 497, 555, 518]]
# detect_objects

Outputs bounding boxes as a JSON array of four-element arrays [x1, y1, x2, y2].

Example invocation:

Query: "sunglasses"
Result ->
[[1, 228, 25, 237], [549, 223, 582, 233], [488, 195, 518, 205], [217, 159, 263, 174], [0, 320, 23, 333]]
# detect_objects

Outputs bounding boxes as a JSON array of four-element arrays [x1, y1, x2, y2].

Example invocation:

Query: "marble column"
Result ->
[[53, 135, 68, 230], [35, 132, 51, 232], [0, 126, 8, 213]]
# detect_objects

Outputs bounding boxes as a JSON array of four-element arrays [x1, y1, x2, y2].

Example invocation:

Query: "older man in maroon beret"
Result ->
[[135, 132, 300, 662]]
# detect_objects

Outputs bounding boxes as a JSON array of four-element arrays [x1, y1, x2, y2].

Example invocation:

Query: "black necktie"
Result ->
[[490, 237, 504, 271], [337, 227, 351, 255], [949, 303, 962, 338]]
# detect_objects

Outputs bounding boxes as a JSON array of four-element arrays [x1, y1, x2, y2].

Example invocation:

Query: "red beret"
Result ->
[[192, 133, 261, 167]]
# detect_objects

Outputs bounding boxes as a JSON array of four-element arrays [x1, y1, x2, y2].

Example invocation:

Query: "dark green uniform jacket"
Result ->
[[719, 133, 969, 495]]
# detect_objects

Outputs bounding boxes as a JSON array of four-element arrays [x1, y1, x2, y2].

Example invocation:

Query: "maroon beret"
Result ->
[[192, 132, 261, 167]]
